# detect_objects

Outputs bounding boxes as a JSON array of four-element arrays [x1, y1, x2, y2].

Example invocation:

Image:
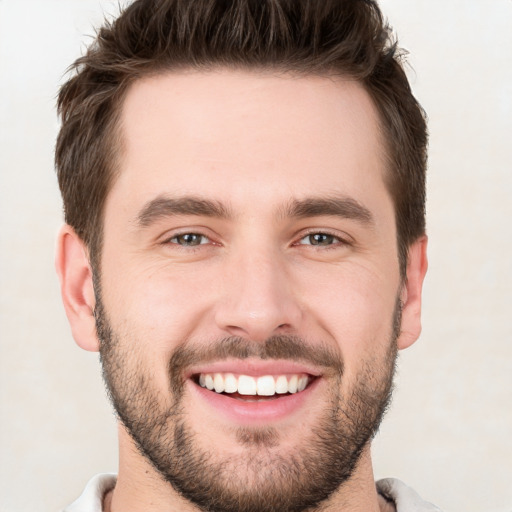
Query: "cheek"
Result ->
[[102, 259, 218, 346], [294, 261, 399, 361], [99, 265, 213, 396]]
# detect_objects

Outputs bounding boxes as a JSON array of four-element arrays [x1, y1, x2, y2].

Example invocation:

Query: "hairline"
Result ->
[[87, 64, 415, 277]]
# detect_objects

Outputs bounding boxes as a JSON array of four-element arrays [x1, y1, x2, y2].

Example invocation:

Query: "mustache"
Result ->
[[168, 335, 344, 395]]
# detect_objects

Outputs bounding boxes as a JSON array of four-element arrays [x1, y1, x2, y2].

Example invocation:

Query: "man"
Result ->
[[55, 0, 437, 511]]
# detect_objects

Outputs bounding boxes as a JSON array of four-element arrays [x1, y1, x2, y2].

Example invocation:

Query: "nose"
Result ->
[[214, 249, 302, 342]]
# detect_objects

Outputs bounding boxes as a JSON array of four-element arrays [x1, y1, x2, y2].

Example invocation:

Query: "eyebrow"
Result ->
[[282, 196, 374, 225], [136, 194, 374, 228], [136, 196, 232, 227]]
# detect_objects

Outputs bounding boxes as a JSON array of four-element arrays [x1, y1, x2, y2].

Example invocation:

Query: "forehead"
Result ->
[[111, 69, 389, 215]]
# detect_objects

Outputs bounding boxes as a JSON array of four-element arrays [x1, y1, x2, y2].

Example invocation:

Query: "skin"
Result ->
[[56, 70, 427, 512]]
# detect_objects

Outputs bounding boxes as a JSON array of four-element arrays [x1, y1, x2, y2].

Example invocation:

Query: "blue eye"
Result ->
[[299, 233, 339, 246], [170, 233, 209, 246]]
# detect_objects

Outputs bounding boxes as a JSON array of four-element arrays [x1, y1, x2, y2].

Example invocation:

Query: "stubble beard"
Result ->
[[95, 292, 400, 512]]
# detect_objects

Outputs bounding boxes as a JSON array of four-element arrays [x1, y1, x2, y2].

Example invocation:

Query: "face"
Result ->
[[93, 70, 412, 512]]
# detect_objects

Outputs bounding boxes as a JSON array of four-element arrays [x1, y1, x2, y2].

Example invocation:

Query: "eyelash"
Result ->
[[295, 230, 350, 249], [164, 232, 212, 248], [162, 230, 350, 251]]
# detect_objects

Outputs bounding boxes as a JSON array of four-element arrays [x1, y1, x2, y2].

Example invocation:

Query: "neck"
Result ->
[[105, 426, 388, 512]]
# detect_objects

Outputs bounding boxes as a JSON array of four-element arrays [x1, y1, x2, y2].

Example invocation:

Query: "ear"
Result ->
[[397, 235, 428, 350], [55, 225, 99, 352]]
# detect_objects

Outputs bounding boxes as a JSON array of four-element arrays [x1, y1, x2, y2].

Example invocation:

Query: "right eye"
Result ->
[[168, 233, 210, 246], [299, 233, 340, 246]]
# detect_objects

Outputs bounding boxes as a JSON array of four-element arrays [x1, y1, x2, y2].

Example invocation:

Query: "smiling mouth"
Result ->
[[192, 372, 315, 401]]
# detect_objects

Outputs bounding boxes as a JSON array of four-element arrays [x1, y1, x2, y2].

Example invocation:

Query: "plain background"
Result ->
[[0, 1, 511, 511]]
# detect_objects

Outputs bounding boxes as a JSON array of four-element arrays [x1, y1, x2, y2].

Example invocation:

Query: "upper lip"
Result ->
[[185, 358, 324, 379]]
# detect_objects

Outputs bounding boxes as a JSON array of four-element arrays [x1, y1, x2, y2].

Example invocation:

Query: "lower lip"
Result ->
[[188, 378, 320, 425]]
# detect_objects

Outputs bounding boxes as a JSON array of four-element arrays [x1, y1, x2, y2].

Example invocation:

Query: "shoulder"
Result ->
[[62, 474, 117, 512], [376, 478, 443, 512]]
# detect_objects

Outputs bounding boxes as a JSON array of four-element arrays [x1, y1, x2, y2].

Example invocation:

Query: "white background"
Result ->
[[0, 1, 511, 511]]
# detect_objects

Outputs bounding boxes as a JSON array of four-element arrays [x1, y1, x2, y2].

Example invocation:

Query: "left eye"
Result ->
[[169, 233, 209, 246], [299, 233, 340, 246]]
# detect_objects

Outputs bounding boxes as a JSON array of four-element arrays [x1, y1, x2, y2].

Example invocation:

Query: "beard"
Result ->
[[95, 291, 400, 512]]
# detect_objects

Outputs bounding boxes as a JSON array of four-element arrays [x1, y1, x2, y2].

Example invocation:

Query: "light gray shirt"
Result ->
[[63, 474, 443, 511]]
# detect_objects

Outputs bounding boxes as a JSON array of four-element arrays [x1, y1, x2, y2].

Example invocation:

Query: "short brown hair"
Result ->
[[56, 0, 427, 274]]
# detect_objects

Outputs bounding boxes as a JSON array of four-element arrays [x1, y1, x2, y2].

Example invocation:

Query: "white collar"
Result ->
[[63, 474, 442, 512]]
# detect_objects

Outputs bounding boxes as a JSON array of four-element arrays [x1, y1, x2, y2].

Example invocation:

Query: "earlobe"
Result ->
[[55, 225, 99, 352], [397, 236, 428, 350]]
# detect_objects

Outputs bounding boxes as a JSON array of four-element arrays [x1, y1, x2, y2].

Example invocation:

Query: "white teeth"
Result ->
[[257, 375, 275, 396], [197, 372, 311, 397], [238, 375, 257, 395], [213, 373, 225, 393], [205, 374, 214, 391], [275, 375, 288, 394], [288, 375, 298, 393], [204, 374, 214, 391], [224, 373, 238, 393], [298, 376, 308, 392]]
